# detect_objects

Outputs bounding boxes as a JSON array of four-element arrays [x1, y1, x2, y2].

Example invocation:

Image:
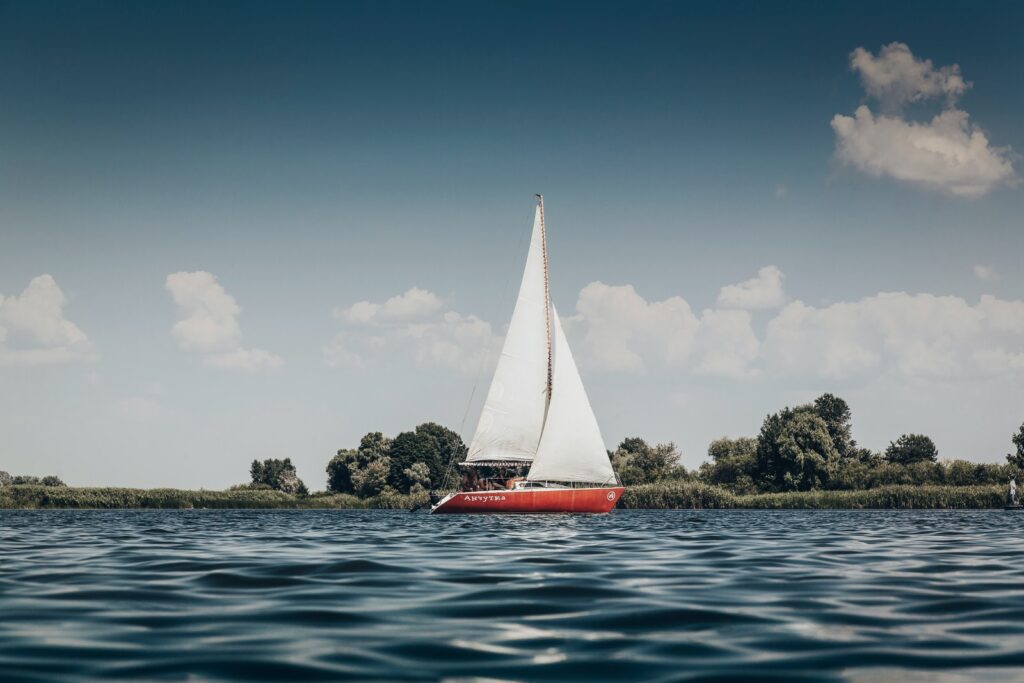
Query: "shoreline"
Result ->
[[1, 483, 1009, 510]]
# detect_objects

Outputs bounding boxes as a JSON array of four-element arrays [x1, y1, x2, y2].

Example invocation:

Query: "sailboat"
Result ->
[[432, 196, 624, 514]]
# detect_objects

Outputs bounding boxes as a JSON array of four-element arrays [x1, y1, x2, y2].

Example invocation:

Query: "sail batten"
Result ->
[[465, 206, 551, 463]]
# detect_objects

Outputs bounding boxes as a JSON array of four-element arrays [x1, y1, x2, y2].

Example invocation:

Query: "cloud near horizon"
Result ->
[[325, 287, 497, 374], [0, 274, 96, 367], [326, 268, 1024, 384], [832, 42, 1017, 198], [165, 271, 283, 372], [716, 265, 786, 310]]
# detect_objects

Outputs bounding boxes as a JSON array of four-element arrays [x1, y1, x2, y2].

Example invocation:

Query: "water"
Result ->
[[2, 510, 1024, 682]]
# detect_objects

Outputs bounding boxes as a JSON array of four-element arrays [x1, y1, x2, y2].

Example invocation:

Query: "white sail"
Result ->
[[465, 206, 551, 463], [527, 307, 616, 484]]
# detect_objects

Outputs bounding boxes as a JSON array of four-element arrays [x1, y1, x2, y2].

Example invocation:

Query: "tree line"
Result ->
[[235, 394, 1024, 498]]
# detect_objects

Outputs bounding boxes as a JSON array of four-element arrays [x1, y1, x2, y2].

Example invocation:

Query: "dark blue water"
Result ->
[[3, 510, 1024, 681]]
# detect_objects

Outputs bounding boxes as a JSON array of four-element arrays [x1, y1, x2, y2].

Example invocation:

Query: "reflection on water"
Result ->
[[2, 510, 1024, 681]]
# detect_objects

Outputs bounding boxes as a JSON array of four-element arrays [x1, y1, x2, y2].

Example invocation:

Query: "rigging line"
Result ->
[[440, 197, 535, 493]]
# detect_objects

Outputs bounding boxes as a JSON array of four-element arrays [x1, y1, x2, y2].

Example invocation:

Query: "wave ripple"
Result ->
[[3, 509, 1024, 681]]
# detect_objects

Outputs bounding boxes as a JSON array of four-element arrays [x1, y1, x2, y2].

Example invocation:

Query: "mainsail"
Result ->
[[527, 307, 616, 484], [465, 205, 551, 463]]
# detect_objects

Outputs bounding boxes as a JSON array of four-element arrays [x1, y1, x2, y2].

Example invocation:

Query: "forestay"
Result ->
[[465, 206, 551, 463], [527, 308, 616, 484]]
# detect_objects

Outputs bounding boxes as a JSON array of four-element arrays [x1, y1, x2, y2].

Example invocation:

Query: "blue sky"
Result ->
[[1, 1, 1022, 488]]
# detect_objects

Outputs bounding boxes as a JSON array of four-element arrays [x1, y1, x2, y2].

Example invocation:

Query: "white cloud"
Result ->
[[832, 107, 1016, 198], [566, 282, 759, 377], [165, 271, 241, 352], [325, 288, 497, 374], [833, 43, 1016, 198], [0, 274, 95, 367], [850, 42, 968, 108], [326, 272, 1024, 386], [761, 292, 1024, 380], [335, 287, 443, 325], [165, 271, 282, 372], [717, 265, 786, 310], [568, 282, 699, 374], [974, 264, 1000, 282]]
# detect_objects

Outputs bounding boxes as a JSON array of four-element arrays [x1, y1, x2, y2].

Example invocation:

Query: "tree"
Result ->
[[350, 456, 391, 497], [388, 423, 466, 492], [250, 458, 308, 496], [699, 437, 758, 493], [412, 422, 466, 487], [1007, 422, 1024, 469], [327, 432, 393, 494], [404, 462, 431, 495], [812, 393, 855, 457], [885, 434, 938, 465], [610, 437, 686, 485], [40, 476, 65, 487], [756, 408, 839, 491], [326, 449, 358, 494], [0, 471, 11, 487]]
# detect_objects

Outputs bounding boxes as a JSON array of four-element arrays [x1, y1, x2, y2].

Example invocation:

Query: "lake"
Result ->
[[2, 509, 1024, 681]]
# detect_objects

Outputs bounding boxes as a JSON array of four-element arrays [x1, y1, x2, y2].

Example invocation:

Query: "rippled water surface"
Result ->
[[3, 510, 1024, 681]]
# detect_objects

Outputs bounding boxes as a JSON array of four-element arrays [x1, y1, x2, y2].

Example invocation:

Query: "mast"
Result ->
[[537, 194, 553, 400]]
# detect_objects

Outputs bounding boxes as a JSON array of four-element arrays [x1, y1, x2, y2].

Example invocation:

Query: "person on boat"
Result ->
[[1010, 476, 1018, 506]]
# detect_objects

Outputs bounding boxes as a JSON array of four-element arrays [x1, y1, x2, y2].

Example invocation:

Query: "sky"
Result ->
[[1, 0, 1022, 489]]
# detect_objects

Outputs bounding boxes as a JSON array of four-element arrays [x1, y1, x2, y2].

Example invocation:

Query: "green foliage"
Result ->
[[351, 457, 391, 497], [609, 437, 686, 485], [388, 423, 465, 492], [739, 485, 1004, 510], [1008, 422, 1024, 469], [699, 437, 758, 493], [885, 434, 939, 465], [756, 408, 839, 491], [329, 424, 465, 496], [0, 485, 429, 510], [404, 462, 431, 495], [618, 482, 1005, 509], [813, 393, 855, 457], [7, 474, 66, 486], [620, 481, 737, 509], [249, 458, 308, 496]]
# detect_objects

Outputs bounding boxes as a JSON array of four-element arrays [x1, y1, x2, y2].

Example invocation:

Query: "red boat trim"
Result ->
[[431, 486, 624, 514]]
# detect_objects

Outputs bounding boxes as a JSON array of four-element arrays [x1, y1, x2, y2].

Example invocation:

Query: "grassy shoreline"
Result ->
[[1, 482, 1009, 510]]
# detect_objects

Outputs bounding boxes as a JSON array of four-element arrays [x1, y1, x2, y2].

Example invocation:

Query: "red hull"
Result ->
[[431, 486, 624, 514]]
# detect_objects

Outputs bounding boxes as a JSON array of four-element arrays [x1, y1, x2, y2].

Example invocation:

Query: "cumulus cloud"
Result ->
[[832, 107, 1016, 198], [850, 42, 968, 109], [974, 264, 1000, 282], [717, 265, 786, 310], [566, 269, 1024, 383], [0, 274, 95, 366], [761, 292, 1024, 380], [335, 287, 443, 325], [326, 269, 1024, 385], [325, 288, 497, 374], [566, 282, 759, 378], [165, 271, 282, 372], [832, 43, 1016, 198], [165, 271, 241, 352]]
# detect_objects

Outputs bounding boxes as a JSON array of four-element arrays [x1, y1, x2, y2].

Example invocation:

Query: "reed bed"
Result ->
[[0, 486, 428, 510], [1, 484, 1005, 510], [620, 482, 1006, 510]]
